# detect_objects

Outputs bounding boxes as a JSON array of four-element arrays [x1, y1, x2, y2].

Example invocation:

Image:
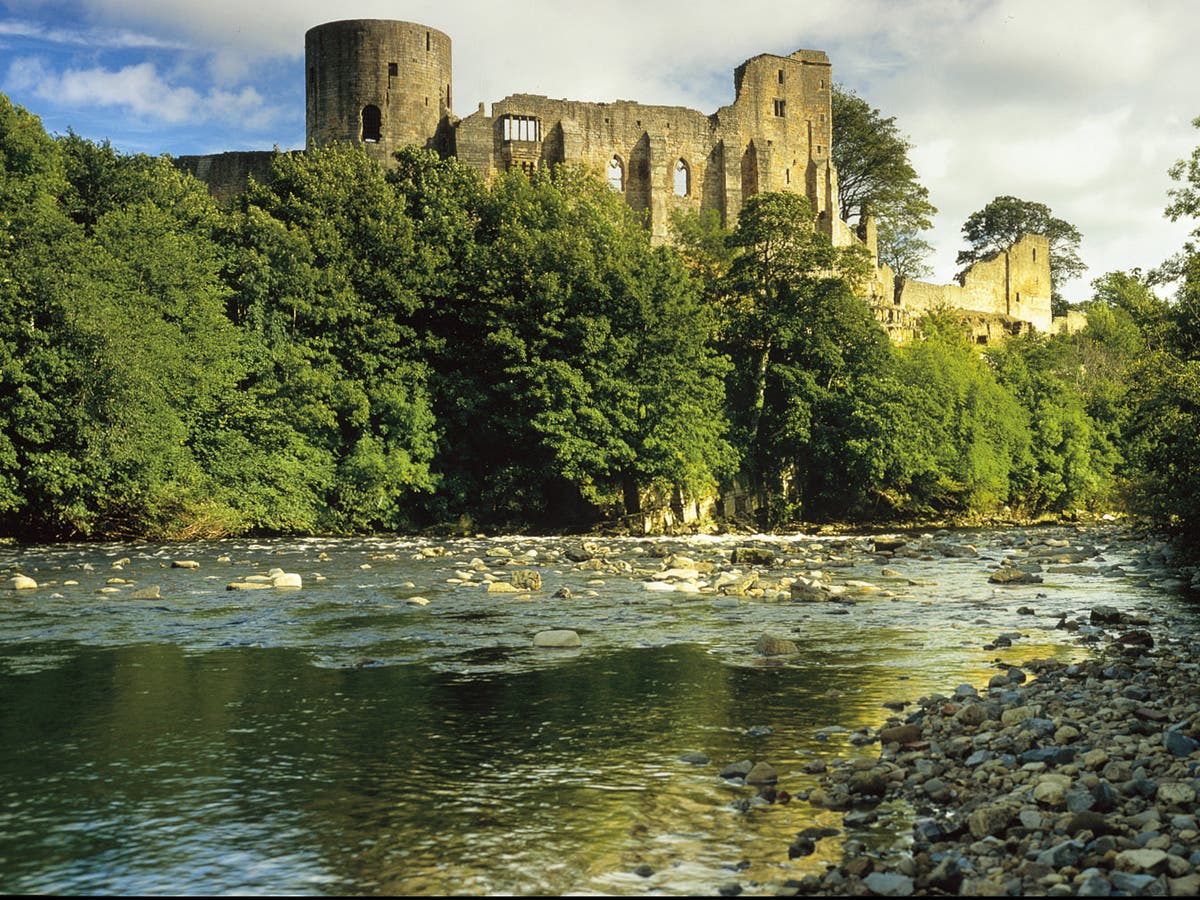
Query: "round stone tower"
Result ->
[[305, 20, 452, 164]]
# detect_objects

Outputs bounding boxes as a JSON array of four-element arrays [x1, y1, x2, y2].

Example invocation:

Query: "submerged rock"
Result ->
[[533, 629, 580, 648], [988, 566, 1043, 585], [754, 634, 798, 656], [730, 547, 776, 567]]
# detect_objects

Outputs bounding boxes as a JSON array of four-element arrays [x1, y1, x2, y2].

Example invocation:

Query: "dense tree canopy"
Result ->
[[2, 87, 1197, 540]]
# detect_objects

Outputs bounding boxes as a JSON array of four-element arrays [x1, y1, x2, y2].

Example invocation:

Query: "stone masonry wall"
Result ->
[[177, 18, 1063, 344], [452, 48, 836, 242], [878, 233, 1053, 342], [305, 20, 452, 167], [174, 151, 281, 202]]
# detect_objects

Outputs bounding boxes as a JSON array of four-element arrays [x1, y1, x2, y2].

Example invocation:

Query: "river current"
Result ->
[[0, 526, 1194, 895]]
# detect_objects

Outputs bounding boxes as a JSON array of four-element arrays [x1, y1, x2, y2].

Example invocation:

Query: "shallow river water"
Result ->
[[0, 526, 1195, 895]]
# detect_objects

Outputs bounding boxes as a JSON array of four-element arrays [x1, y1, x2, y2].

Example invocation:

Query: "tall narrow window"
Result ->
[[607, 156, 625, 192], [426, 31, 431, 51], [388, 62, 398, 77], [741, 143, 758, 198], [361, 105, 382, 142], [502, 115, 541, 142], [773, 99, 786, 117], [1033, 247, 1038, 262], [673, 159, 690, 197], [777, 69, 784, 84]]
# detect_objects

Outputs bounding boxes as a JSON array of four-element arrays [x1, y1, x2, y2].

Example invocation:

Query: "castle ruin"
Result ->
[[177, 18, 1074, 344]]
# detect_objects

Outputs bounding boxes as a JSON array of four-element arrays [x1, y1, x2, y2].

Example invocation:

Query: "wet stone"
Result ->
[[532, 629, 580, 648], [1108, 871, 1161, 895], [862, 872, 914, 896], [989, 567, 1043, 585], [719, 760, 754, 780], [510, 569, 542, 591], [730, 547, 776, 567], [879, 723, 922, 745], [744, 761, 778, 784], [1164, 731, 1200, 758]]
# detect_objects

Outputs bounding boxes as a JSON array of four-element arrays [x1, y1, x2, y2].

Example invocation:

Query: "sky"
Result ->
[[2, 0, 1198, 302]]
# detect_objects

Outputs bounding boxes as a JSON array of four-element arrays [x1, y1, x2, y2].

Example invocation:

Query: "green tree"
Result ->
[[446, 165, 733, 525], [830, 85, 937, 279], [0, 108, 265, 537], [669, 207, 737, 285], [1108, 122, 1200, 546], [956, 195, 1084, 314], [1165, 116, 1200, 251], [719, 191, 886, 522], [889, 316, 1033, 514], [0, 95, 79, 529], [226, 144, 439, 532], [1123, 354, 1200, 545], [988, 333, 1117, 512]]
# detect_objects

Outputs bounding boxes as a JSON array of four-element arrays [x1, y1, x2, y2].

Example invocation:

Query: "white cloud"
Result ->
[[5, 55, 283, 130], [0, 18, 186, 49]]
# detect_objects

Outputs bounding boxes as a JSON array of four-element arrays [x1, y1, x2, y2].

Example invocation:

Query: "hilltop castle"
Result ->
[[178, 18, 1076, 343]]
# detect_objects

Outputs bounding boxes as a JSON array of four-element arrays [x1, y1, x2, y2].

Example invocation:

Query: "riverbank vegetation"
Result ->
[[2, 92, 1199, 544]]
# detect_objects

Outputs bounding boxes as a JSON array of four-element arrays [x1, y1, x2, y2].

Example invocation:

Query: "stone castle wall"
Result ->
[[294, 20, 840, 240], [174, 150, 281, 202], [435, 45, 839, 241], [869, 234, 1056, 344], [178, 18, 1071, 343], [305, 20, 452, 167]]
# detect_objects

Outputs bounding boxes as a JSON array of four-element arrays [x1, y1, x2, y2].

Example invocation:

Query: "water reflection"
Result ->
[[1, 528, 1190, 894], [0, 636, 1078, 896]]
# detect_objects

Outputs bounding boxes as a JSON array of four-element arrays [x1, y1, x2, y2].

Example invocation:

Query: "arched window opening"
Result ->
[[361, 105, 382, 143], [673, 159, 690, 197], [607, 156, 625, 192]]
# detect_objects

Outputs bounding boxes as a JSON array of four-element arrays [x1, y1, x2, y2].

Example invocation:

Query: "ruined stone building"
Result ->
[[178, 18, 1073, 343]]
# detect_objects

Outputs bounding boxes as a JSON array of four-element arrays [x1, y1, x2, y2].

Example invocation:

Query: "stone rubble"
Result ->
[[776, 623, 1200, 897]]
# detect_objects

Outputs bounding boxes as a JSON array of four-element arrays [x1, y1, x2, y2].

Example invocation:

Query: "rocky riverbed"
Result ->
[[694, 529, 1200, 898], [3, 521, 1199, 896]]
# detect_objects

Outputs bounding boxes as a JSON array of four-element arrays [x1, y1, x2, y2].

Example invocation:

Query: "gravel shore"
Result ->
[[780, 607, 1200, 897]]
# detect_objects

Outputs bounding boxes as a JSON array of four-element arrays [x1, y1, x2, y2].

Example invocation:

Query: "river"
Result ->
[[0, 525, 1194, 895]]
